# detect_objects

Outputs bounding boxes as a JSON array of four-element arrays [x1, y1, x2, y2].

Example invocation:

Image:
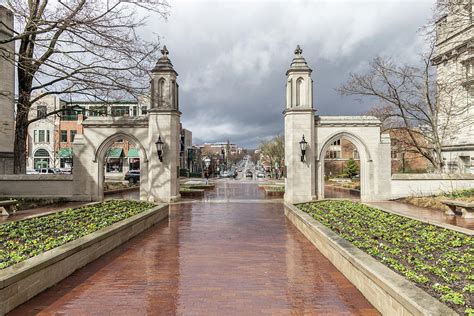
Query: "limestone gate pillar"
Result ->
[[147, 46, 181, 202], [0, 6, 15, 174], [284, 46, 316, 203]]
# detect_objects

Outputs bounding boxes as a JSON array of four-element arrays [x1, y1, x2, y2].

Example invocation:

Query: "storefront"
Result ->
[[58, 148, 73, 169], [33, 149, 50, 170], [127, 148, 140, 171], [105, 148, 124, 172]]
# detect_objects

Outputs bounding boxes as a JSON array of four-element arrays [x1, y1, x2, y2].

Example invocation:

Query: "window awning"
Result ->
[[127, 148, 140, 158], [106, 148, 124, 158], [58, 148, 73, 158]]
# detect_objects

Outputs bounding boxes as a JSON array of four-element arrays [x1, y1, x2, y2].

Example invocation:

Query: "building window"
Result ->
[[333, 139, 341, 146], [326, 150, 341, 159], [60, 130, 68, 142], [38, 130, 45, 143], [88, 106, 107, 117], [46, 130, 50, 143], [132, 106, 138, 116], [111, 106, 129, 117], [391, 151, 399, 159], [70, 130, 77, 142], [37, 106, 47, 119], [142, 106, 148, 115]]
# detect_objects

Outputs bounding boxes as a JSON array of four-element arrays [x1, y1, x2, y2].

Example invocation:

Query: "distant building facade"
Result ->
[[26, 97, 194, 177], [432, 1, 474, 173]]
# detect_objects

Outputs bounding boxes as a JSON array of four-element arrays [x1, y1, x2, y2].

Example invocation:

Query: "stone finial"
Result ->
[[161, 45, 169, 56], [294, 45, 302, 55]]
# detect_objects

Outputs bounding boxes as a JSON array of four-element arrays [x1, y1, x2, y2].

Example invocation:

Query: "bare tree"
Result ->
[[258, 135, 284, 174], [339, 1, 473, 172], [0, 0, 169, 173]]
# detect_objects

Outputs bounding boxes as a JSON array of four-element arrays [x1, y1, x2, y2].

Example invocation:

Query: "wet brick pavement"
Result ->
[[8, 182, 378, 315]]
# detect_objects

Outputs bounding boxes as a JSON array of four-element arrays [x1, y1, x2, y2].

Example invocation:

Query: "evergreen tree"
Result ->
[[344, 158, 359, 178]]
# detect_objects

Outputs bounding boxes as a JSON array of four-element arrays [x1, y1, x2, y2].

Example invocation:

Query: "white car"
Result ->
[[26, 168, 39, 174]]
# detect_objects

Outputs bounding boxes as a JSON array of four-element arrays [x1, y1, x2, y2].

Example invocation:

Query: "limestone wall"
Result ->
[[0, 6, 15, 174], [391, 173, 474, 198], [0, 174, 74, 199]]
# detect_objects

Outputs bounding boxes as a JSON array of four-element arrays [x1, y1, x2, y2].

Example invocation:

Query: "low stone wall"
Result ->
[[284, 202, 456, 316], [0, 204, 169, 314], [0, 174, 74, 199], [392, 173, 474, 199]]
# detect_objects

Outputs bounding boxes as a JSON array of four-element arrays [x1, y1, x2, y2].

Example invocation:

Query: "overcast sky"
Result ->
[[146, 0, 435, 148]]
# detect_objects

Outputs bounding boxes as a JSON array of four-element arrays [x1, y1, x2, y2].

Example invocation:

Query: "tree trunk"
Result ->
[[14, 67, 33, 174], [13, 111, 29, 174]]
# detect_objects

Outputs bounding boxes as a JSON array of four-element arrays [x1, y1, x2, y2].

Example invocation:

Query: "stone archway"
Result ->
[[317, 131, 371, 200], [94, 132, 149, 201], [284, 46, 392, 203], [71, 47, 182, 203]]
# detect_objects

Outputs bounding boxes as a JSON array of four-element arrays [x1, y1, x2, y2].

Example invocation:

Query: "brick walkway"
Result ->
[[8, 182, 378, 315]]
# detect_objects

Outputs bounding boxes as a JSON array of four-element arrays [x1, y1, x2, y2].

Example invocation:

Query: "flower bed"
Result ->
[[0, 200, 156, 270], [296, 200, 473, 315]]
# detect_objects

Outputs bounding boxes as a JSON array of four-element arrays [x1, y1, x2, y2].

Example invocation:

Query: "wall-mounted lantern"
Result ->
[[204, 157, 211, 169], [155, 136, 164, 162], [299, 135, 308, 162]]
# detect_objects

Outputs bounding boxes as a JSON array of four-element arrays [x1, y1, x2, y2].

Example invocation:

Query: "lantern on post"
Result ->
[[155, 136, 164, 162], [299, 135, 308, 162]]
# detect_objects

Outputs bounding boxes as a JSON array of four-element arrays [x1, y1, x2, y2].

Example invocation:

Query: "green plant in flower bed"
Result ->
[[179, 187, 204, 192], [0, 200, 156, 270], [259, 185, 285, 192], [296, 200, 474, 315]]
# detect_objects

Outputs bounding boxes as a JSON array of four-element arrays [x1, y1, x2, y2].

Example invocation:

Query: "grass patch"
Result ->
[[181, 184, 215, 190], [0, 200, 156, 270], [0, 198, 69, 211], [399, 188, 474, 213], [179, 187, 204, 193], [297, 200, 473, 315], [259, 185, 285, 192], [104, 182, 137, 191]]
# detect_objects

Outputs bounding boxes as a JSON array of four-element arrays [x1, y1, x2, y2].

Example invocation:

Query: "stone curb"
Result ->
[[284, 202, 457, 316], [0, 203, 169, 314]]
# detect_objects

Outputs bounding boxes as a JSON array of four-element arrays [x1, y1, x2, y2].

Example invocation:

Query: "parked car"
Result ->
[[38, 168, 60, 174], [257, 172, 265, 178], [26, 168, 39, 174], [246, 170, 253, 178], [125, 170, 140, 184]]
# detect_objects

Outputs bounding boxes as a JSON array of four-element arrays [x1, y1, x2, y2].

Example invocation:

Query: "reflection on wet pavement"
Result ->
[[8, 181, 378, 315]]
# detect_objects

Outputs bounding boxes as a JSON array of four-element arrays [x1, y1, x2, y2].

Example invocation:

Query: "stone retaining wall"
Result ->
[[0, 174, 74, 199], [392, 173, 474, 199], [0, 204, 169, 314], [284, 202, 456, 316]]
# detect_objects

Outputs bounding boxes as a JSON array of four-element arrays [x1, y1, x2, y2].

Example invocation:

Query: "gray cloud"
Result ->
[[145, 0, 434, 147]]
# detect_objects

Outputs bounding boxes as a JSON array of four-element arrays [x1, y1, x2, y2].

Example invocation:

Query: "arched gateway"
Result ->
[[284, 46, 392, 203], [72, 46, 181, 202]]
